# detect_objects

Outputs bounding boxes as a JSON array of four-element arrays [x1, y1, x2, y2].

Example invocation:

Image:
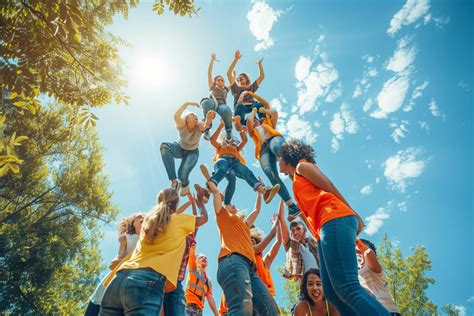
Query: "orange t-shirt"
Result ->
[[255, 253, 276, 296], [216, 208, 256, 264], [184, 244, 212, 310], [293, 160, 363, 238], [214, 145, 246, 165]]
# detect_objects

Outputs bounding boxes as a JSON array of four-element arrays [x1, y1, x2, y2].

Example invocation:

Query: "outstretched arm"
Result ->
[[194, 195, 208, 230], [253, 222, 277, 254], [174, 102, 199, 128], [208, 53, 217, 89], [227, 50, 241, 86], [278, 200, 290, 246], [245, 193, 262, 227], [246, 91, 269, 109], [237, 130, 248, 151], [207, 294, 219, 316], [264, 216, 282, 268], [207, 180, 223, 214], [296, 162, 352, 209], [198, 110, 216, 132], [256, 58, 265, 86], [210, 120, 225, 148]]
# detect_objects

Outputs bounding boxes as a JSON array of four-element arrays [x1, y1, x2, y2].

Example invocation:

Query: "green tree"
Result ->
[[378, 234, 437, 315], [0, 0, 198, 176], [441, 304, 463, 316], [277, 266, 300, 314], [0, 103, 118, 314]]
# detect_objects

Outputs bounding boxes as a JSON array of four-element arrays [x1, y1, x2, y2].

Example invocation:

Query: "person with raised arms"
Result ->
[[100, 188, 208, 315], [160, 102, 216, 196], [194, 180, 280, 315], [200, 53, 233, 142], [227, 50, 266, 126]]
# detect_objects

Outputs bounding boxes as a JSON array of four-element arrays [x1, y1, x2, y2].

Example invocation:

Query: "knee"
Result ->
[[160, 142, 170, 153], [201, 99, 213, 109]]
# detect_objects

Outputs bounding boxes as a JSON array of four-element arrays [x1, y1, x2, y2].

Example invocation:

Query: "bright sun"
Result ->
[[129, 53, 170, 90]]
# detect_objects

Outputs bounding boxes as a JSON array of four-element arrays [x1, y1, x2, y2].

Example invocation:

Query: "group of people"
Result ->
[[84, 51, 402, 316]]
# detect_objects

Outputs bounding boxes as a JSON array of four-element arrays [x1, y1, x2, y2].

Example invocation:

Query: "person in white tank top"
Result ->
[[84, 213, 144, 316], [356, 239, 401, 316]]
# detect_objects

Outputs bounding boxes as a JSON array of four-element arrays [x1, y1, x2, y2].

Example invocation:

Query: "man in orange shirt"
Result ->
[[184, 234, 219, 316]]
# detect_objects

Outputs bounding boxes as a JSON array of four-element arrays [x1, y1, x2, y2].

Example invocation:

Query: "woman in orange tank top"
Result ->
[[278, 140, 390, 316]]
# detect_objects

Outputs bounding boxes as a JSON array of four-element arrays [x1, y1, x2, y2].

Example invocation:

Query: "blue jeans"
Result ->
[[211, 156, 260, 202], [234, 102, 265, 125], [163, 281, 185, 316], [160, 142, 199, 187], [217, 254, 279, 315], [223, 170, 237, 205], [100, 268, 166, 316], [318, 216, 390, 316], [259, 136, 291, 202], [201, 98, 233, 133]]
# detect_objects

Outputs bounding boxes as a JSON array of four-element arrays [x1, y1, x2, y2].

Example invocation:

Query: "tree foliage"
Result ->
[[378, 234, 437, 315], [0, 0, 199, 176], [0, 103, 118, 314]]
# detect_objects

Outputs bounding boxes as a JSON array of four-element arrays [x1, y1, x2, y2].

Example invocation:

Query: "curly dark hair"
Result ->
[[279, 139, 316, 167], [300, 268, 322, 306], [359, 238, 377, 255]]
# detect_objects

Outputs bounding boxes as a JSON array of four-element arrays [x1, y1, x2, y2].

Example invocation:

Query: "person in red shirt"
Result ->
[[278, 139, 389, 315]]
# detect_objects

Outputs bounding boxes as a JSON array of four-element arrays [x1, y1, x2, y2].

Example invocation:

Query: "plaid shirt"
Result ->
[[283, 237, 319, 280], [178, 233, 196, 282]]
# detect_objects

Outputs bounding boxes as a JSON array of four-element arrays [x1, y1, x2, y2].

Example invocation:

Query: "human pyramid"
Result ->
[[85, 51, 401, 316]]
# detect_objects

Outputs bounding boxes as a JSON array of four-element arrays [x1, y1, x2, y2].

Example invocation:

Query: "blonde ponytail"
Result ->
[[142, 188, 179, 242]]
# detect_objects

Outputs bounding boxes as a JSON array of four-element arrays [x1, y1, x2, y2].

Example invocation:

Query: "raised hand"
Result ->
[[257, 57, 264, 65], [211, 53, 218, 62], [186, 101, 200, 108], [206, 110, 217, 120], [234, 50, 242, 60]]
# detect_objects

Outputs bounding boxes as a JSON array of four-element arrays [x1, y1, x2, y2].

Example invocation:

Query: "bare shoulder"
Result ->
[[293, 301, 309, 316]]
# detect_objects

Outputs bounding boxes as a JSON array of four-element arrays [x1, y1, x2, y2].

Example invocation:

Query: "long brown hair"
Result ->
[[142, 188, 179, 242]]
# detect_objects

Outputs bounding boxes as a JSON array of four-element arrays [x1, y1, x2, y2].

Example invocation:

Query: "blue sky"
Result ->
[[94, 0, 473, 314]]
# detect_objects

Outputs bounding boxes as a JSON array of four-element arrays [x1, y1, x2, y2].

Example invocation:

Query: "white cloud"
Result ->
[[433, 16, 450, 29], [404, 81, 429, 111], [286, 114, 318, 144], [353, 84, 363, 99], [390, 120, 409, 143], [270, 96, 288, 119], [353, 61, 379, 100], [325, 82, 342, 103], [295, 56, 312, 82], [371, 75, 410, 119], [455, 305, 467, 316], [398, 200, 408, 212], [384, 147, 426, 192], [458, 80, 471, 92], [247, 1, 282, 51], [387, 0, 431, 36], [330, 112, 345, 139], [468, 296, 474, 303], [418, 121, 430, 132], [364, 208, 390, 236], [375, 177, 380, 184], [330, 104, 358, 152], [294, 37, 340, 114], [331, 137, 340, 153], [429, 98, 441, 117], [363, 99, 374, 112], [361, 184, 373, 195], [386, 38, 417, 73]]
